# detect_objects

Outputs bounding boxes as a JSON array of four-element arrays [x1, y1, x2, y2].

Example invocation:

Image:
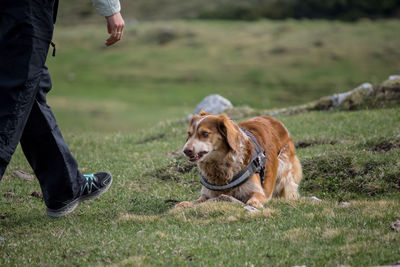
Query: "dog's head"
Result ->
[[182, 111, 241, 163]]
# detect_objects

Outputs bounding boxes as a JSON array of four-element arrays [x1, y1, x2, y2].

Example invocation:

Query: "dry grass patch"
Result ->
[[110, 255, 147, 267], [283, 227, 321, 243], [153, 231, 168, 239], [168, 202, 280, 224], [340, 242, 367, 256], [118, 212, 160, 223], [350, 199, 400, 218], [322, 207, 336, 218], [249, 207, 280, 219], [322, 227, 344, 239], [168, 202, 244, 223]]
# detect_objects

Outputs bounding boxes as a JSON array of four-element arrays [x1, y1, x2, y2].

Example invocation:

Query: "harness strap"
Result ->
[[27, 33, 56, 57], [241, 128, 266, 184], [200, 128, 266, 191]]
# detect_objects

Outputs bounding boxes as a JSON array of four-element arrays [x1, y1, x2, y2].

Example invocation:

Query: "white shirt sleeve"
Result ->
[[91, 0, 121, 17]]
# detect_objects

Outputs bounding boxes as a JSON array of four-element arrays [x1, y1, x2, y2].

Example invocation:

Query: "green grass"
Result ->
[[1, 108, 399, 266], [1, 19, 400, 266], [47, 19, 400, 132]]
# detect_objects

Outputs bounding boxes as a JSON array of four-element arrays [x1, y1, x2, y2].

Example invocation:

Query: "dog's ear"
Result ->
[[217, 114, 240, 152], [199, 110, 212, 116]]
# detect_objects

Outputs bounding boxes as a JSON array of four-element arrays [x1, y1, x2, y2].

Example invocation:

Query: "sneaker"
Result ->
[[46, 172, 112, 218]]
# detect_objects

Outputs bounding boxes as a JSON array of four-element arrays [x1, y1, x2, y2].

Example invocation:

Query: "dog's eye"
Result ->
[[201, 131, 209, 138]]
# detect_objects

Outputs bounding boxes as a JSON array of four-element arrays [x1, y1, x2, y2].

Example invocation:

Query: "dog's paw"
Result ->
[[175, 201, 193, 209], [246, 198, 263, 208]]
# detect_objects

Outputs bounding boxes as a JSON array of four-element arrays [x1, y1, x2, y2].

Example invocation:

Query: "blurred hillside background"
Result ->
[[48, 0, 400, 132], [58, 0, 400, 23]]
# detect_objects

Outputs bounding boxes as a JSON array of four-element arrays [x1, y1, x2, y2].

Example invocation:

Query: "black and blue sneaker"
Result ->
[[46, 172, 112, 218]]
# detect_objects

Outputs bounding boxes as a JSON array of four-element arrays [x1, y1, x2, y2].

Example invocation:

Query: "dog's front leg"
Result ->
[[175, 195, 208, 208], [245, 175, 268, 208], [246, 193, 266, 208]]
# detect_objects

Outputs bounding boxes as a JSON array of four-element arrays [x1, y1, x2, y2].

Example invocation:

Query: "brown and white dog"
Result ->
[[176, 111, 302, 208]]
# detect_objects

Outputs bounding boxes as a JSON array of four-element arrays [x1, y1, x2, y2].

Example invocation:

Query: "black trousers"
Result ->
[[0, 0, 83, 209]]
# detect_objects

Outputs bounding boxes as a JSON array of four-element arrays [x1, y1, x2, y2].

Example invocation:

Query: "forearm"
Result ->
[[91, 0, 121, 17]]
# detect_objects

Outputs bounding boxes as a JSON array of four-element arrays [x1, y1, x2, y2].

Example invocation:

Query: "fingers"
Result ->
[[105, 12, 125, 47], [114, 25, 124, 40], [105, 35, 119, 46]]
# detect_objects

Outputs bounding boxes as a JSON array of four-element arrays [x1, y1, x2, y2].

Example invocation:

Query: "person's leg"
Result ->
[[0, 0, 112, 217], [20, 67, 84, 210], [0, 2, 48, 180]]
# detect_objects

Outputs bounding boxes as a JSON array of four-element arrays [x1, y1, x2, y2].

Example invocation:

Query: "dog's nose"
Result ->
[[183, 148, 194, 157]]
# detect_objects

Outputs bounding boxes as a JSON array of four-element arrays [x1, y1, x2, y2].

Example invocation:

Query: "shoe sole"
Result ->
[[46, 174, 112, 218]]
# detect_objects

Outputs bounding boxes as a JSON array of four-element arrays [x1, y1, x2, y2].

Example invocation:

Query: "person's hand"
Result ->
[[105, 12, 125, 46]]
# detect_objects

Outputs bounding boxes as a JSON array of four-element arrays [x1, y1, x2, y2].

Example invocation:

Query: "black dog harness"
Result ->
[[200, 128, 266, 191]]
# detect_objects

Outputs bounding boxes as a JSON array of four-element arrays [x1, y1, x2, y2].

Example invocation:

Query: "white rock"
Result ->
[[192, 94, 233, 116], [388, 75, 400, 81], [244, 205, 259, 213], [307, 196, 323, 202]]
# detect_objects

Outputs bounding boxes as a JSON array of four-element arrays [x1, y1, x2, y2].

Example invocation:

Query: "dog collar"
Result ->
[[200, 128, 266, 191]]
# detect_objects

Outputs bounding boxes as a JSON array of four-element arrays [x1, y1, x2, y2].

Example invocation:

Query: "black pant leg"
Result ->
[[0, 10, 45, 177], [21, 68, 84, 209], [0, 0, 83, 209]]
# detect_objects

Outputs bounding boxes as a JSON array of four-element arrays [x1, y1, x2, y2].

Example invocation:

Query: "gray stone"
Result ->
[[330, 83, 373, 107], [192, 94, 233, 116]]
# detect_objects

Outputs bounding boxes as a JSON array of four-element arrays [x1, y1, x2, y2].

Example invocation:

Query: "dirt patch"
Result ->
[[31, 191, 43, 199], [301, 153, 400, 199], [295, 140, 337, 149], [148, 153, 198, 181], [391, 220, 400, 232], [366, 139, 400, 152], [269, 46, 288, 54], [3, 192, 15, 198]]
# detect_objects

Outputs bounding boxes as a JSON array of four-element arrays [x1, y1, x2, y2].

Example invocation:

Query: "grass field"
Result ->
[[0, 19, 400, 266], [47, 19, 399, 132]]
